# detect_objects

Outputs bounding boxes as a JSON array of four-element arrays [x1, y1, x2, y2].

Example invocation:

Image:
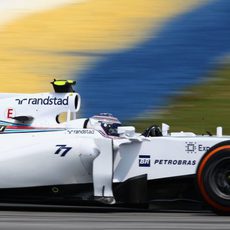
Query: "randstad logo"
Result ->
[[15, 96, 69, 105]]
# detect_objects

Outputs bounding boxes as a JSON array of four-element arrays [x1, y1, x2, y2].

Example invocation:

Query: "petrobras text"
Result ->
[[154, 159, 196, 166]]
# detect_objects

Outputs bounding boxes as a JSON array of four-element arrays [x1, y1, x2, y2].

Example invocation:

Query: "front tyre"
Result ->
[[197, 145, 230, 215]]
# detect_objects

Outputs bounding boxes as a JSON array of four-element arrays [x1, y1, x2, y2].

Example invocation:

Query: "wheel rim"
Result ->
[[209, 157, 230, 200]]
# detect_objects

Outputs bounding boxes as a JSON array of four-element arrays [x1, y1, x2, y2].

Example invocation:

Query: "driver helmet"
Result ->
[[88, 113, 121, 136]]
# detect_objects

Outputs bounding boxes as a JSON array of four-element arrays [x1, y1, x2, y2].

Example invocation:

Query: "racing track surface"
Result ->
[[0, 206, 229, 230]]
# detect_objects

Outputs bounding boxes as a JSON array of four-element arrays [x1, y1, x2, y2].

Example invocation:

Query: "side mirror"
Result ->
[[118, 126, 135, 137], [162, 123, 170, 136]]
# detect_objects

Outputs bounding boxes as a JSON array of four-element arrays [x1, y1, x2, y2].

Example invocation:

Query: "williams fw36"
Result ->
[[0, 80, 229, 215]]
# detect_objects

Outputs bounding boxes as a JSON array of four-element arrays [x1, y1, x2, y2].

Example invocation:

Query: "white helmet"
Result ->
[[87, 113, 121, 136]]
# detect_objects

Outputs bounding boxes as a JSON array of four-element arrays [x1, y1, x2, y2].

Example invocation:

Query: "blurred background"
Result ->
[[0, 0, 230, 134]]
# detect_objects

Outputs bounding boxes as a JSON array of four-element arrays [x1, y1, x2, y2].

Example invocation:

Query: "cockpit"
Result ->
[[87, 113, 121, 137], [100, 122, 121, 137]]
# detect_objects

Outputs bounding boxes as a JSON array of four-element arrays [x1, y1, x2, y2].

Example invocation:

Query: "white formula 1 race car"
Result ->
[[0, 79, 229, 215]]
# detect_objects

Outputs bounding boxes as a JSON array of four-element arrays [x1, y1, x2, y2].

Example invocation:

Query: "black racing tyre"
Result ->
[[197, 144, 230, 215]]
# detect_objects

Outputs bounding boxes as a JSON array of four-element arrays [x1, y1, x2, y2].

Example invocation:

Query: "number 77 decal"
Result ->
[[55, 145, 72, 157]]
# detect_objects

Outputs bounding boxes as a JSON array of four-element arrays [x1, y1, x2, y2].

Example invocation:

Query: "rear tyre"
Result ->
[[197, 145, 230, 215]]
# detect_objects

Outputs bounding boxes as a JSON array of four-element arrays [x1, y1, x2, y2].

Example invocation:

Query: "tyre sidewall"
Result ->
[[201, 150, 230, 207], [197, 141, 230, 213]]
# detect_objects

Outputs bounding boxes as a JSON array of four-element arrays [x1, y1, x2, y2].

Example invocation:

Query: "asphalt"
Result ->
[[0, 207, 229, 230]]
